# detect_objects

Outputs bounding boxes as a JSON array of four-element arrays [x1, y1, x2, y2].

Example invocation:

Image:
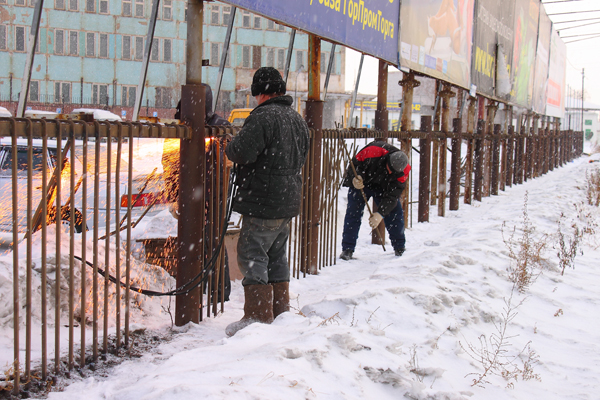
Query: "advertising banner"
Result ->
[[511, 0, 540, 107], [545, 28, 567, 118], [399, 0, 475, 89], [221, 0, 400, 65], [532, 7, 552, 114], [470, 0, 515, 99]]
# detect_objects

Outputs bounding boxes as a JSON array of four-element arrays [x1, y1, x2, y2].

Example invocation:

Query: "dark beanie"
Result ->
[[388, 151, 409, 174], [251, 67, 287, 97]]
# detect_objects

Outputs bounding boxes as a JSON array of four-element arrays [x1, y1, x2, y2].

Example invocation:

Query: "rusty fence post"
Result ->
[[474, 120, 484, 202], [506, 124, 514, 188], [463, 97, 476, 204], [418, 115, 432, 222], [449, 118, 462, 211], [438, 85, 454, 217], [491, 124, 501, 195], [372, 59, 388, 246]]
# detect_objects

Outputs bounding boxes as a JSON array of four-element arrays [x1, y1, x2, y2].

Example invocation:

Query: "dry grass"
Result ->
[[585, 167, 600, 207], [556, 213, 583, 276], [502, 192, 548, 293]]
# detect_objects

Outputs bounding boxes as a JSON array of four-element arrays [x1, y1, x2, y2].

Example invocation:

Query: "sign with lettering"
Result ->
[[221, 0, 400, 65]]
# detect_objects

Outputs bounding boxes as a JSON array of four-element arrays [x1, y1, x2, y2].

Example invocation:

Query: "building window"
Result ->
[[135, 0, 144, 17], [122, 35, 131, 59], [253, 16, 261, 29], [155, 87, 171, 108], [135, 36, 144, 60], [16, 0, 25, 5], [69, 0, 78, 11], [242, 10, 250, 28], [92, 84, 109, 105], [277, 49, 285, 70], [267, 20, 275, 30], [321, 52, 328, 73], [55, 0, 65, 9], [0, 25, 6, 50], [16, 26, 26, 52], [151, 38, 158, 61], [210, 43, 219, 66], [163, 38, 171, 62], [69, 31, 78, 56], [162, 0, 171, 20], [99, 0, 108, 13], [585, 119, 593, 126], [252, 46, 261, 69], [224, 47, 230, 67], [55, 82, 71, 103], [278, 24, 286, 32], [242, 45, 250, 68], [210, 5, 219, 25], [55, 29, 64, 55], [222, 6, 231, 26], [85, 0, 94, 12], [296, 50, 305, 72], [266, 48, 274, 68], [0, 0, 6, 4], [122, 86, 136, 107], [184, 4, 187, 22], [122, 0, 131, 16], [99, 33, 108, 58], [86, 32, 95, 56], [29, 81, 39, 102]]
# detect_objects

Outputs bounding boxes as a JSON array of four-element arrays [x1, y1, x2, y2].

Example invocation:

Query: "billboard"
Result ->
[[221, 0, 400, 65], [470, 0, 515, 99], [511, 0, 540, 107], [532, 7, 552, 114], [545, 28, 567, 118], [399, 0, 475, 89]]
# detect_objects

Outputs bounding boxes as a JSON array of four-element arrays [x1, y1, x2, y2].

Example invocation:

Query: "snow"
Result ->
[[0, 106, 12, 117], [2, 142, 600, 399], [71, 108, 122, 121]]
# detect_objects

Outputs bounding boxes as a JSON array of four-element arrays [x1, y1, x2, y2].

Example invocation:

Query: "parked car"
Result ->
[[0, 107, 12, 117]]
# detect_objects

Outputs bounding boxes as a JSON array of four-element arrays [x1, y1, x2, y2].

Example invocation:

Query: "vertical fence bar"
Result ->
[[93, 121, 101, 361], [25, 120, 33, 380], [11, 119, 20, 395], [491, 124, 501, 195], [115, 124, 123, 349], [41, 120, 48, 380], [80, 122, 88, 368], [418, 115, 431, 222], [449, 118, 461, 211], [54, 123, 63, 374], [68, 124, 76, 370], [473, 120, 484, 202], [125, 124, 134, 347], [464, 97, 476, 204], [104, 125, 111, 353]]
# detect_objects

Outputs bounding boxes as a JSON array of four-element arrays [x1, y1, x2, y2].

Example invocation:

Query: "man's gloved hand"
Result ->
[[368, 212, 383, 230], [352, 175, 365, 190], [169, 203, 180, 220]]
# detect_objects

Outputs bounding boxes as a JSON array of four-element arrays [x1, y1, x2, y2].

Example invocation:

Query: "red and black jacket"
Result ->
[[342, 141, 411, 216]]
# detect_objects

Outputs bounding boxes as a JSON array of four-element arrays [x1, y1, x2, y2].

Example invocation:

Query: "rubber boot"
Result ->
[[225, 284, 274, 337], [272, 281, 290, 319]]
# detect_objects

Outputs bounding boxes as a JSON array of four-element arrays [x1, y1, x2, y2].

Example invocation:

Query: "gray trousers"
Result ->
[[237, 216, 291, 286]]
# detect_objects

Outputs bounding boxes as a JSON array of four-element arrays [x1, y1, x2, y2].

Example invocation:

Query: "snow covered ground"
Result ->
[[3, 143, 600, 399]]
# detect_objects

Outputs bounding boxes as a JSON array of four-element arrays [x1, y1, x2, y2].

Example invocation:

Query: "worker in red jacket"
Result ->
[[340, 140, 410, 260]]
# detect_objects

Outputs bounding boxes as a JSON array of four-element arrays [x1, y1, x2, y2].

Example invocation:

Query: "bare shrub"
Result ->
[[502, 192, 548, 293], [555, 213, 583, 276], [585, 167, 600, 207], [461, 289, 541, 388]]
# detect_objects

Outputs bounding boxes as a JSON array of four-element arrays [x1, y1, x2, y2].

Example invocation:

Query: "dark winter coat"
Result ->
[[342, 141, 411, 217], [225, 95, 310, 219]]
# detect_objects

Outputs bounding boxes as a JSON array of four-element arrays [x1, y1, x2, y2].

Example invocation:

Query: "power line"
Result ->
[[565, 33, 600, 43], [557, 21, 600, 30], [561, 32, 600, 38], [554, 17, 600, 24], [548, 10, 600, 16]]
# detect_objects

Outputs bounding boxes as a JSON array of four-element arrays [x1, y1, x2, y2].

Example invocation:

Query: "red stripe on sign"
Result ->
[[397, 164, 411, 183], [356, 146, 389, 161]]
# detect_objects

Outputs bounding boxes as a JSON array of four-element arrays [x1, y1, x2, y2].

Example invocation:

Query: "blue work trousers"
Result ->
[[341, 187, 405, 252]]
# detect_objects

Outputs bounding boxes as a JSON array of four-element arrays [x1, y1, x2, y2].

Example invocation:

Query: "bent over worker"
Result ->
[[224, 67, 310, 337], [340, 140, 411, 261]]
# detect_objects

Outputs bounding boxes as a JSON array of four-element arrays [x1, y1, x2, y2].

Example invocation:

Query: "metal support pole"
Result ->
[[132, 0, 161, 121], [283, 29, 296, 84], [491, 124, 501, 195], [176, 0, 205, 326], [463, 96, 476, 204], [372, 59, 388, 245], [449, 118, 462, 211], [348, 54, 364, 128], [438, 85, 455, 217], [17, 0, 44, 117], [398, 71, 420, 132], [304, 34, 322, 275], [474, 120, 484, 202], [322, 43, 336, 102], [213, 6, 236, 112], [418, 115, 432, 223]]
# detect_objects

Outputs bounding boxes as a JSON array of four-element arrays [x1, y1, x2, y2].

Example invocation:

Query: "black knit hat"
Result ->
[[251, 67, 287, 96], [388, 151, 408, 174]]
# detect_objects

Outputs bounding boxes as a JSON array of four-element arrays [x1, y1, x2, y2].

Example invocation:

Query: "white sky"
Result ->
[[345, 0, 600, 107]]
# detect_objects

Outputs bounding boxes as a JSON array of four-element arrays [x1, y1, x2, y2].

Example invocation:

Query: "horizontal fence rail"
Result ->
[[0, 116, 583, 394]]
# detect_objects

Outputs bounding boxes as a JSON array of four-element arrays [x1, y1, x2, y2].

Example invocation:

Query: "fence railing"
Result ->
[[0, 116, 583, 395]]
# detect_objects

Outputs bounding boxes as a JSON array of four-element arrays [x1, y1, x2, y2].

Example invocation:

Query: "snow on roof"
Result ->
[[71, 108, 122, 121]]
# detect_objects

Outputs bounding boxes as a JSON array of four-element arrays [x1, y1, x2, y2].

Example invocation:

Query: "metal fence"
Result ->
[[0, 116, 583, 394]]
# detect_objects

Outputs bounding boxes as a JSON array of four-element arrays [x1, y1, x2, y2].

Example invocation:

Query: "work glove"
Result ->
[[368, 212, 383, 230], [352, 175, 365, 190], [169, 202, 180, 220]]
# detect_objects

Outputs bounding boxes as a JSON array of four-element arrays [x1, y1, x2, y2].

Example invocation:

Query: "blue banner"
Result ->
[[221, 0, 400, 65]]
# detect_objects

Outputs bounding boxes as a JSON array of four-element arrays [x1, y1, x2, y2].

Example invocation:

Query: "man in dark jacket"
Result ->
[[340, 141, 411, 260], [224, 67, 310, 337]]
